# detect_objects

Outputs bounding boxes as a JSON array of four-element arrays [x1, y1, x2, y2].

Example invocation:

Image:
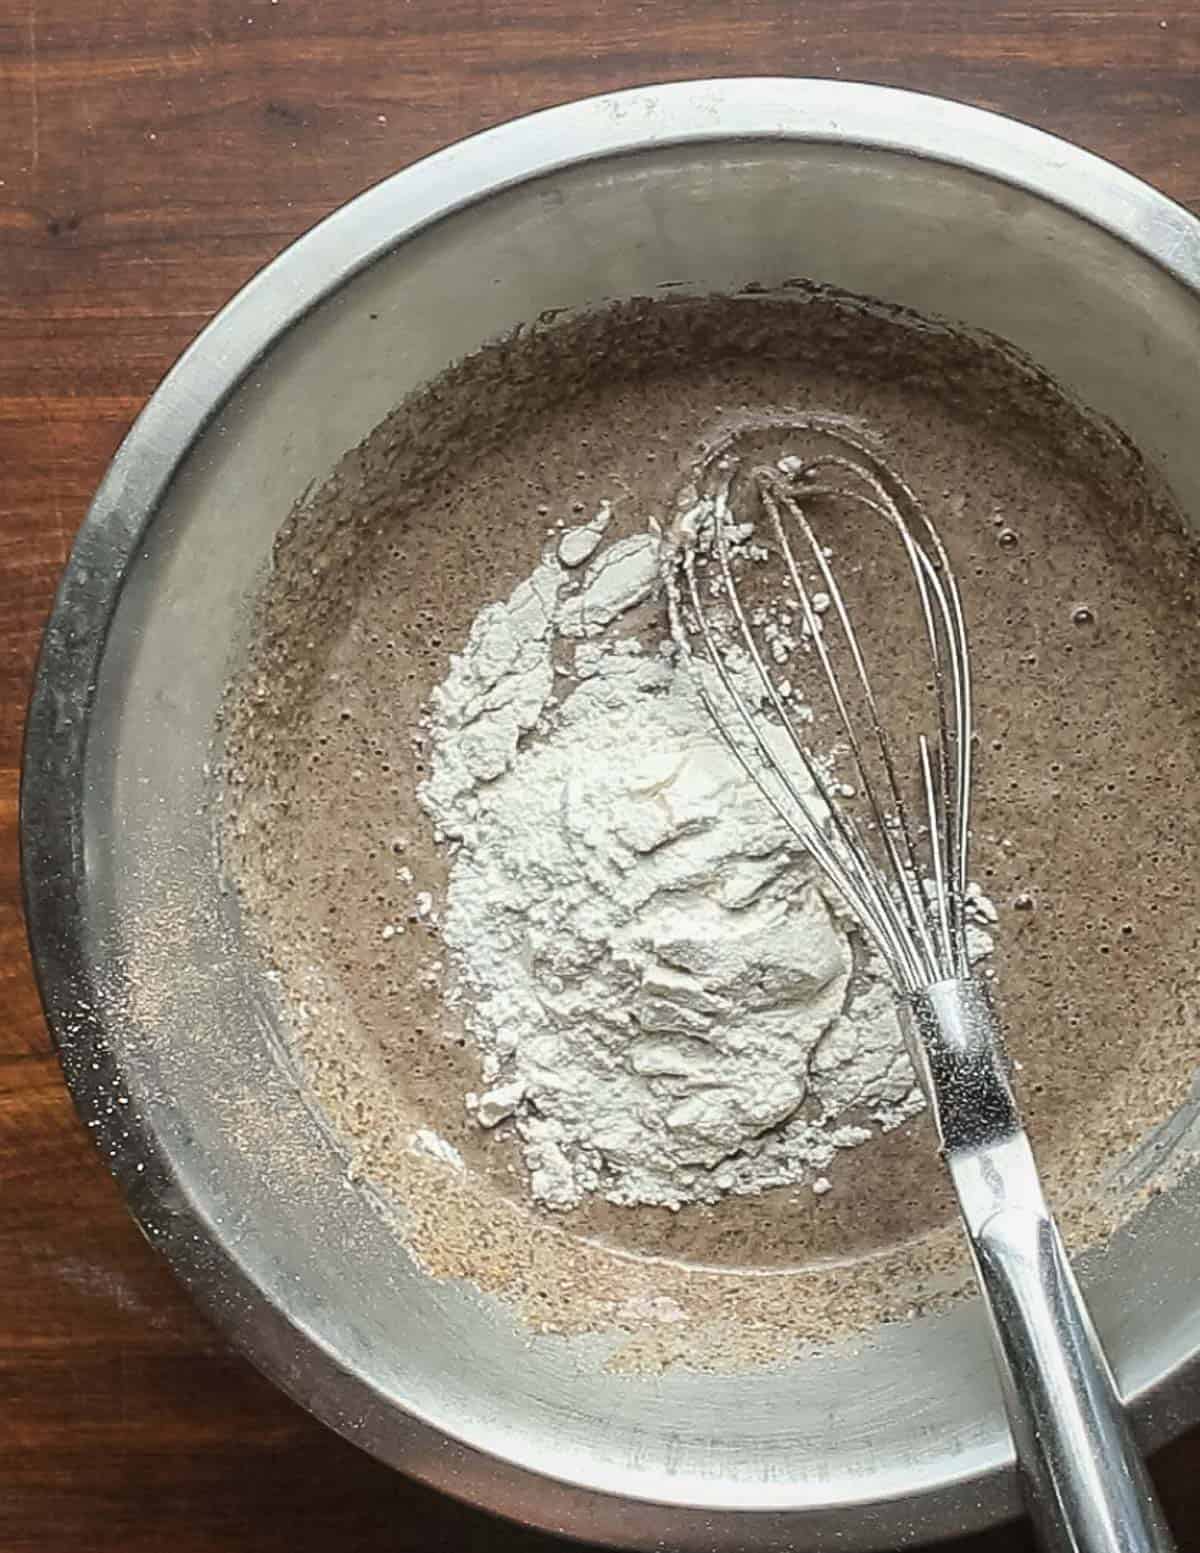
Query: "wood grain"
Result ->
[[2, 2, 1199, 1548]]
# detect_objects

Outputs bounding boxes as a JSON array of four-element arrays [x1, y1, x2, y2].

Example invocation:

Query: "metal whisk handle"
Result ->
[[978, 1205, 1175, 1552], [905, 981, 1176, 1552]]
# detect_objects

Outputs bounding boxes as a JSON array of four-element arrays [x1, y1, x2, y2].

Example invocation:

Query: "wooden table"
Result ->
[[2, 4, 1198, 1548]]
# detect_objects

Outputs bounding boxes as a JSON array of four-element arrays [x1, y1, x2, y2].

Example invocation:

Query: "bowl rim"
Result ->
[[20, 77, 1200, 1551]]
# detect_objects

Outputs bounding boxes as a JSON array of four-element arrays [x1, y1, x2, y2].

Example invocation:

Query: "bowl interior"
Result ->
[[42, 121, 1200, 1550]]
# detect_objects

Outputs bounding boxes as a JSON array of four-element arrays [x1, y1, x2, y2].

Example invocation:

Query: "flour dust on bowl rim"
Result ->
[[20, 79, 1200, 1551]]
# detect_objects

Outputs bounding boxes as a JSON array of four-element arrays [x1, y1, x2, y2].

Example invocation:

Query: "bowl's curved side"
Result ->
[[20, 78, 1200, 1552]]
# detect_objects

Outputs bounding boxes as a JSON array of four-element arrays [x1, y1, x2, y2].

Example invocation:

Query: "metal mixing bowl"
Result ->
[[21, 79, 1200, 1550]]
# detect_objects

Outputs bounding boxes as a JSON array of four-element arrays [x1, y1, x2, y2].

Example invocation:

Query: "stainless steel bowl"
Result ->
[[22, 79, 1200, 1550]]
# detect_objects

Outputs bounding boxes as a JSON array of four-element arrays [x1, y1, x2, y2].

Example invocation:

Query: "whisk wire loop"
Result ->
[[678, 528, 920, 984], [757, 476, 940, 977], [665, 426, 976, 994]]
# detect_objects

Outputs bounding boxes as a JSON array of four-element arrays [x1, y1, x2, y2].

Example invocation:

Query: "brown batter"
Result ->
[[223, 292, 1200, 1369]]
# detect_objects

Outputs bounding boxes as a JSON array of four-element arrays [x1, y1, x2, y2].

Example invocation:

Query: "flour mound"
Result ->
[[419, 519, 936, 1211]]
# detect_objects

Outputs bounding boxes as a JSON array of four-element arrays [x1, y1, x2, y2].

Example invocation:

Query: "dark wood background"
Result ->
[[3, 3, 1199, 1549]]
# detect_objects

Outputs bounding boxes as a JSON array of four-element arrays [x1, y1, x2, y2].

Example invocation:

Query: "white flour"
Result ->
[[419, 511, 991, 1210]]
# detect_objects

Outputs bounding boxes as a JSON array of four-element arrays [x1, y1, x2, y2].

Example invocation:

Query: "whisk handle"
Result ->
[[974, 1199, 1176, 1552], [904, 980, 1174, 1550]]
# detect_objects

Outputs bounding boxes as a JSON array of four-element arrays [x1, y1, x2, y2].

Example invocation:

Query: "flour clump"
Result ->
[[419, 513, 986, 1211]]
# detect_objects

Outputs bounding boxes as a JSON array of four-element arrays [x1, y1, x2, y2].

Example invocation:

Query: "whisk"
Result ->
[[663, 418, 1176, 1553]]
